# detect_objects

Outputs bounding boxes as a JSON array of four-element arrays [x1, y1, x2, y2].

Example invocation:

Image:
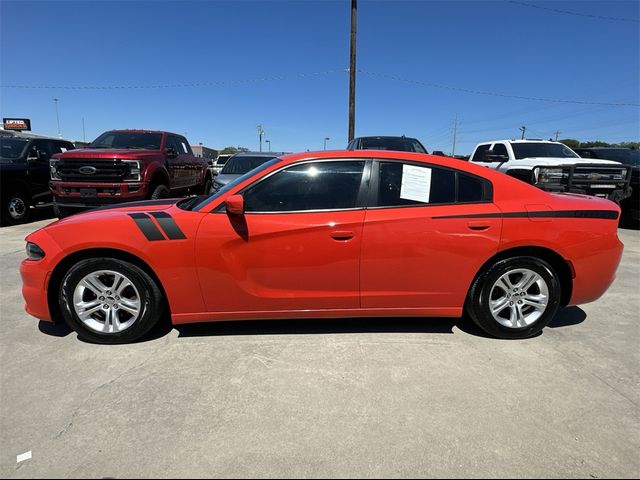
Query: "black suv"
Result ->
[[347, 135, 428, 153], [0, 134, 75, 225], [575, 147, 639, 225]]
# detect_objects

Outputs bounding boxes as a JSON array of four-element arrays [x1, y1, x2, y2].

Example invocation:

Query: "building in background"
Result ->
[[191, 144, 218, 163]]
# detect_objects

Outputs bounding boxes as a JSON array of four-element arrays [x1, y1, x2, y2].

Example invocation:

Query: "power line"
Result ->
[[507, 1, 640, 23], [0, 70, 344, 90], [358, 70, 639, 107]]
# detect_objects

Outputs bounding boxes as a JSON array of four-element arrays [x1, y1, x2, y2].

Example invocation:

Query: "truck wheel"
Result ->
[[200, 176, 213, 195], [150, 184, 170, 200], [466, 256, 561, 339], [58, 258, 164, 344], [53, 202, 75, 219], [1, 189, 30, 225]]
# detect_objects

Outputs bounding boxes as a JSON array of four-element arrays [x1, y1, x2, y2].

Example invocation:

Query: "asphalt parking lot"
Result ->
[[1, 215, 638, 479]]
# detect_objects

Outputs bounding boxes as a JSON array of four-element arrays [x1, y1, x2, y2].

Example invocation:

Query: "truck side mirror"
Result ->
[[483, 150, 508, 162], [165, 146, 178, 159]]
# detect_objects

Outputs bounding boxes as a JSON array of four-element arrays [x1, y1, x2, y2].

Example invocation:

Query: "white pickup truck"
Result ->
[[469, 139, 632, 203]]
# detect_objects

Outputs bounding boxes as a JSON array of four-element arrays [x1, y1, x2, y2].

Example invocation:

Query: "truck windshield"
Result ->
[[90, 132, 163, 150], [512, 143, 579, 160], [221, 155, 277, 175], [0, 138, 29, 160], [587, 149, 639, 167], [359, 137, 428, 153]]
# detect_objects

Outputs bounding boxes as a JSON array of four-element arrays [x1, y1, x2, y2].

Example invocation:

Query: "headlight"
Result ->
[[25, 242, 45, 261], [535, 167, 566, 184], [123, 160, 141, 181], [50, 159, 61, 180]]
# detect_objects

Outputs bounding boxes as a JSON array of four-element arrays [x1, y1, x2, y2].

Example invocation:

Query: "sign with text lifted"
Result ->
[[3, 118, 31, 131]]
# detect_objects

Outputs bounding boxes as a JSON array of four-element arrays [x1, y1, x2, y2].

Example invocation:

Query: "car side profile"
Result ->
[[21, 150, 623, 344]]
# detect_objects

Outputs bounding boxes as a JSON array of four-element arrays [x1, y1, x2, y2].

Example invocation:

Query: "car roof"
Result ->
[[107, 129, 183, 136], [355, 135, 421, 141], [231, 151, 285, 157]]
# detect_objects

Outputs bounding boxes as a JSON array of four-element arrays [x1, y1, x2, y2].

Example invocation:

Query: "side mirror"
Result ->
[[165, 146, 178, 159], [225, 194, 245, 215], [482, 150, 508, 162]]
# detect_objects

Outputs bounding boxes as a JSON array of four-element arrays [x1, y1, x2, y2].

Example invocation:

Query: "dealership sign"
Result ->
[[3, 118, 31, 131]]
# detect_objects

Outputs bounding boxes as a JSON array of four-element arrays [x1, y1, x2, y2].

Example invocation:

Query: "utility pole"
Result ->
[[53, 98, 61, 138], [451, 114, 458, 157], [257, 124, 264, 152], [348, 0, 357, 142], [519, 126, 526, 140], [554, 130, 561, 141]]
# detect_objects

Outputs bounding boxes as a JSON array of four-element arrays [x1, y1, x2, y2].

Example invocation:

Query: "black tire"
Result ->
[[58, 258, 164, 344], [53, 201, 76, 219], [466, 256, 561, 339], [150, 184, 170, 200], [200, 176, 213, 195], [1, 189, 30, 225]]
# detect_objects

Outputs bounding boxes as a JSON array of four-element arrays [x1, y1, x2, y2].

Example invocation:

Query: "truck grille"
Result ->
[[567, 166, 628, 191], [58, 159, 130, 182]]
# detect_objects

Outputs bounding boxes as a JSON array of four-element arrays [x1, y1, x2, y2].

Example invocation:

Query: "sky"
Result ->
[[1, 0, 638, 155]]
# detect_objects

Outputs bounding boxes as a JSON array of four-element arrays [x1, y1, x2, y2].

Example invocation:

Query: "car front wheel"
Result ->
[[59, 258, 164, 344], [466, 256, 561, 339]]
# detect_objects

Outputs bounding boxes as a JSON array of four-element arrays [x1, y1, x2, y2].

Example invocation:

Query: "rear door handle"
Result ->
[[467, 221, 491, 231], [330, 230, 355, 240]]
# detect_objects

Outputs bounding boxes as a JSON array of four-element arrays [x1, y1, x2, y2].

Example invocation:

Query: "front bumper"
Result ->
[[20, 230, 64, 323], [50, 181, 149, 208]]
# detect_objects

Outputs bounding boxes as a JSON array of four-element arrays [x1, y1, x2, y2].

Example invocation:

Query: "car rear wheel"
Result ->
[[59, 258, 164, 344], [466, 256, 561, 339]]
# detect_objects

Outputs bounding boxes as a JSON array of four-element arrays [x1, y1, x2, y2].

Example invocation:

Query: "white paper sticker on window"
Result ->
[[400, 164, 431, 203]]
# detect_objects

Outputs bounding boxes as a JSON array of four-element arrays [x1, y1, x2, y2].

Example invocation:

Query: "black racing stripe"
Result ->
[[128, 213, 166, 241], [91, 199, 178, 212], [148, 211, 187, 240], [434, 210, 619, 220]]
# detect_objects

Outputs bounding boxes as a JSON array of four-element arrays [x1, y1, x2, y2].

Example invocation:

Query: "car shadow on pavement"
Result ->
[[37, 307, 588, 343], [38, 320, 72, 337], [175, 316, 458, 338], [547, 306, 587, 328]]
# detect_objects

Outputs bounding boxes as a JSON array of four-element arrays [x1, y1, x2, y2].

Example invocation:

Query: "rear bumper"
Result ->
[[567, 233, 624, 306], [50, 181, 149, 208]]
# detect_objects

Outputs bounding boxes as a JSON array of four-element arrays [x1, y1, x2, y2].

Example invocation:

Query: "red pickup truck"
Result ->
[[50, 130, 212, 217]]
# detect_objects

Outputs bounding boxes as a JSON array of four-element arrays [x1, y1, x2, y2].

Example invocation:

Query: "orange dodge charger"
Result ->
[[20, 150, 623, 343]]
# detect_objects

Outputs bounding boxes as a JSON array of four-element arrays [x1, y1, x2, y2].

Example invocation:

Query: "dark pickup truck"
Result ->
[[49, 130, 212, 218], [0, 134, 75, 225]]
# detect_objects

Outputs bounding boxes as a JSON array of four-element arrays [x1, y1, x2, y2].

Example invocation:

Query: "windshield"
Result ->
[[90, 131, 162, 150], [185, 157, 282, 211], [359, 137, 428, 153], [0, 137, 29, 159], [512, 142, 579, 160], [221, 155, 277, 175], [585, 149, 639, 167], [216, 155, 231, 165]]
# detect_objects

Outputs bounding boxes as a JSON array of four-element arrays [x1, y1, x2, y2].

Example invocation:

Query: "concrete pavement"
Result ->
[[1, 216, 638, 478]]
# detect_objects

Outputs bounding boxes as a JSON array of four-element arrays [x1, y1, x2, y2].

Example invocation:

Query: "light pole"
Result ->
[[257, 124, 264, 152], [265, 139, 271, 152], [324, 137, 330, 150], [348, 0, 357, 142], [519, 126, 526, 140], [53, 98, 61, 138]]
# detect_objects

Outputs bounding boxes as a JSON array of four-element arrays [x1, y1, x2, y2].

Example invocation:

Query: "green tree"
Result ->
[[558, 138, 580, 149], [219, 146, 249, 155]]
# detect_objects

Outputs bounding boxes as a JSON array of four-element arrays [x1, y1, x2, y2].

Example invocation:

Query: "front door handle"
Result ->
[[330, 230, 355, 240], [467, 221, 491, 231]]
